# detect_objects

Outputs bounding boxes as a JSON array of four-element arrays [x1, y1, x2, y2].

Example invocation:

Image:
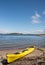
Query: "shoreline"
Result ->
[[0, 45, 45, 51]]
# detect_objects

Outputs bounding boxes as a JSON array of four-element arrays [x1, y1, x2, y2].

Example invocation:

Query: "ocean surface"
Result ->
[[0, 35, 45, 49]]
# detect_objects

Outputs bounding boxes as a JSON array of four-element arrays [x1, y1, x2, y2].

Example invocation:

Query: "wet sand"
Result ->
[[0, 47, 45, 65]]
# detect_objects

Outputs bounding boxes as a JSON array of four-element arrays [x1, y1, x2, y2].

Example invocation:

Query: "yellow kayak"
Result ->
[[6, 46, 35, 63]]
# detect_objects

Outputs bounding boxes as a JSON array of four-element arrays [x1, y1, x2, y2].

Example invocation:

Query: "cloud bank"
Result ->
[[30, 30, 45, 34]]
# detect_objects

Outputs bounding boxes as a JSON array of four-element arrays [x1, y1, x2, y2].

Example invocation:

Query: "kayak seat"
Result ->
[[14, 52, 20, 54], [22, 49, 28, 52]]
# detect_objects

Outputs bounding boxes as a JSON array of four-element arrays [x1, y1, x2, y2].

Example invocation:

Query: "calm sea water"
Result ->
[[0, 35, 45, 49]]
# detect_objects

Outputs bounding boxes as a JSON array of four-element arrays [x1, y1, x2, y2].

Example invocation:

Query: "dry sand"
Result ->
[[0, 47, 45, 65]]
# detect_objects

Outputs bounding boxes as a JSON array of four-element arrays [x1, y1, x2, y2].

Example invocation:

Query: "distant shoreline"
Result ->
[[39, 34, 45, 36], [0, 33, 45, 36]]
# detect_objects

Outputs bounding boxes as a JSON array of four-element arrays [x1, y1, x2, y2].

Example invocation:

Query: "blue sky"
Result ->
[[0, 0, 45, 34]]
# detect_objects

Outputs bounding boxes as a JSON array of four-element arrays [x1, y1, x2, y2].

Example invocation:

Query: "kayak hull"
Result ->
[[6, 47, 35, 63]]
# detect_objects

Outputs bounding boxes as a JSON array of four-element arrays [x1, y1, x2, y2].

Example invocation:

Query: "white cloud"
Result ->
[[30, 30, 45, 34], [43, 11, 45, 14], [0, 29, 11, 34], [31, 12, 41, 23]]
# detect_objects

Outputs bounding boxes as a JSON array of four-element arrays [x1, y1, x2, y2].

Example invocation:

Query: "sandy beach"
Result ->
[[0, 47, 45, 65]]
